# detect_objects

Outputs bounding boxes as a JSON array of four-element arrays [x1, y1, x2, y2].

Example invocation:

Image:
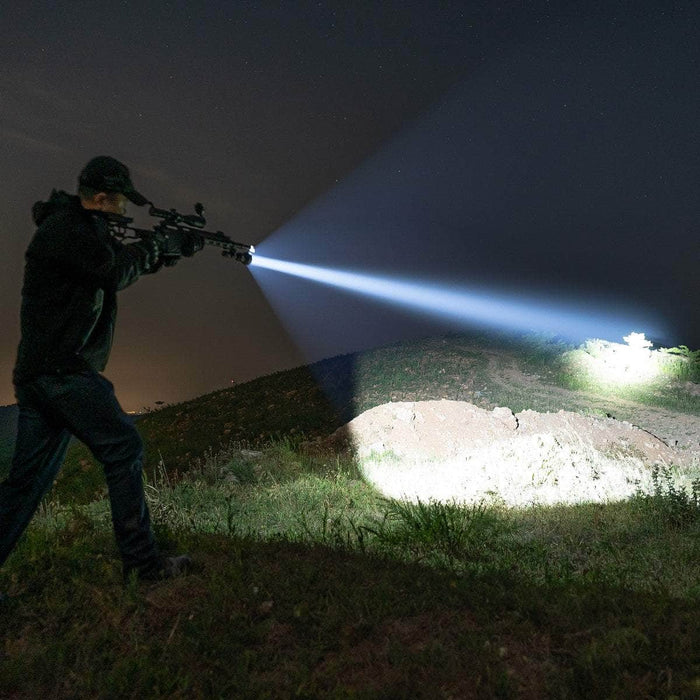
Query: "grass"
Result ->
[[3, 447, 700, 697], [1, 331, 700, 697], [557, 338, 700, 411]]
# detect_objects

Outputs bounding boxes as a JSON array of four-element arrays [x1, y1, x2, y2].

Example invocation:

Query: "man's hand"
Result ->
[[181, 231, 205, 257], [133, 237, 162, 272]]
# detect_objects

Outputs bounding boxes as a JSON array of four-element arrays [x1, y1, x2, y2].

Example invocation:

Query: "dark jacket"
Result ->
[[13, 190, 154, 385]]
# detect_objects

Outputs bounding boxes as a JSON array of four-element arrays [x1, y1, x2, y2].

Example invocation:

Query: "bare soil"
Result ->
[[333, 400, 696, 467], [324, 354, 700, 505]]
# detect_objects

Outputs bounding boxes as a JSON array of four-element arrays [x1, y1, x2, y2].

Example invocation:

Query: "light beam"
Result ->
[[251, 254, 664, 343]]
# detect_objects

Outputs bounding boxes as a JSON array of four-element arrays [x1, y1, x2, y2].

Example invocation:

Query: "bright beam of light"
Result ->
[[251, 255, 663, 342]]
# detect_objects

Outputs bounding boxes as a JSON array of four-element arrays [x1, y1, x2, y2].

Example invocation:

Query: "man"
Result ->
[[0, 156, 202, 584]]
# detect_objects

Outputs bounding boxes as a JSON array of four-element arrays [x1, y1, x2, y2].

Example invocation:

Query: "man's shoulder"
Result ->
[[32, 190, 84, 227], [32, 204, 96, 247], [27, 206, 100, 262], [37, 202, 91, 232]]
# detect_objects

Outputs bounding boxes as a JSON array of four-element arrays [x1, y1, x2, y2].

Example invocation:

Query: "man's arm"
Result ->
[[28, 211, 162, 291], [108, 237, 162, 290]]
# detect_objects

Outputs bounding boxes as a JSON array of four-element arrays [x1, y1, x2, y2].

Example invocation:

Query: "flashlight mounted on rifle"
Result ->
[[106, 202, 255, 266]]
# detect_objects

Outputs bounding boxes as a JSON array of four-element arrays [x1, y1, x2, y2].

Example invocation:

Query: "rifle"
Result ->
[[106, 202, 255, 266]]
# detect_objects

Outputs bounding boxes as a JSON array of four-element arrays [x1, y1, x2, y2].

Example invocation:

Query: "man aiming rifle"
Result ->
[[0, 156, 205, 586]]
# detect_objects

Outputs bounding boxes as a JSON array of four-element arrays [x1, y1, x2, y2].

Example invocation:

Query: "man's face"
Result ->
[[82, 192, 128, 216], [100, 193, 128, 216]]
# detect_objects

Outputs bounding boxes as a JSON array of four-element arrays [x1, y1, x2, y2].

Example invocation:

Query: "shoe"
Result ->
[[125, 554, 193, 582], [158, 555, 193, 579]]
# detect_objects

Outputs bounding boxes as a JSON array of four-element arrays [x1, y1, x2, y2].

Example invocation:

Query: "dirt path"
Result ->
[[481, 350, 700, 455]]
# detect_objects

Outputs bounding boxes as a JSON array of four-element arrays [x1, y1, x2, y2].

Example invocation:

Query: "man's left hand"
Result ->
[[181, 232, 205, 257]]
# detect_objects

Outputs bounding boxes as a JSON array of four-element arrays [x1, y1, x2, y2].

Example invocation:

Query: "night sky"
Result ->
[[1, 1, 698, 411]]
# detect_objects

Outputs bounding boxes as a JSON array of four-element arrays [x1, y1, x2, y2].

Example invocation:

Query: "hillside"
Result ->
[[2, 331, 700, 698], [2, 332, 698, 504]]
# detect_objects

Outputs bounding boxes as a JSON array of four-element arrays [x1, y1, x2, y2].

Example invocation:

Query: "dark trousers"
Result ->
[[0, 370, 159, 572]]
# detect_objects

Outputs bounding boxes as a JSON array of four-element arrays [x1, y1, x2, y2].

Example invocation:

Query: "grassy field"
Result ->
[[1, 331, 699, 698]]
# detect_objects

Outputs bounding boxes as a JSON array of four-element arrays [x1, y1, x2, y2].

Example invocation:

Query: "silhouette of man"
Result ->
[[0, 156, 201, 584]]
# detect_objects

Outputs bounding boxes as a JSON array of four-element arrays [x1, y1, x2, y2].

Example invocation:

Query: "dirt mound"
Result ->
[[326, 400, 699, 506]]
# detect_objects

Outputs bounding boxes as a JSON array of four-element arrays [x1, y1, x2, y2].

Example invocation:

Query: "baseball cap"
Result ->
[[78, 156, 148, 206]]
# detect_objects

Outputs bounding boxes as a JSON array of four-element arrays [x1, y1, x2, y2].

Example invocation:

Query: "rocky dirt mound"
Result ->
[[326, 400, 699, 507]]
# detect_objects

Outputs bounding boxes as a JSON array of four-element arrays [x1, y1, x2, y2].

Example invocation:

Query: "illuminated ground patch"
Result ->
[[327, 401, 699, 507], [566, 333, 683, 387]]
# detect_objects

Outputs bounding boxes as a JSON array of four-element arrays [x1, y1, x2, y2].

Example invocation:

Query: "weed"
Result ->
[[635, 465, 700, 529], [658, 345, 700, 382], [366, 498, 514, 571]]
